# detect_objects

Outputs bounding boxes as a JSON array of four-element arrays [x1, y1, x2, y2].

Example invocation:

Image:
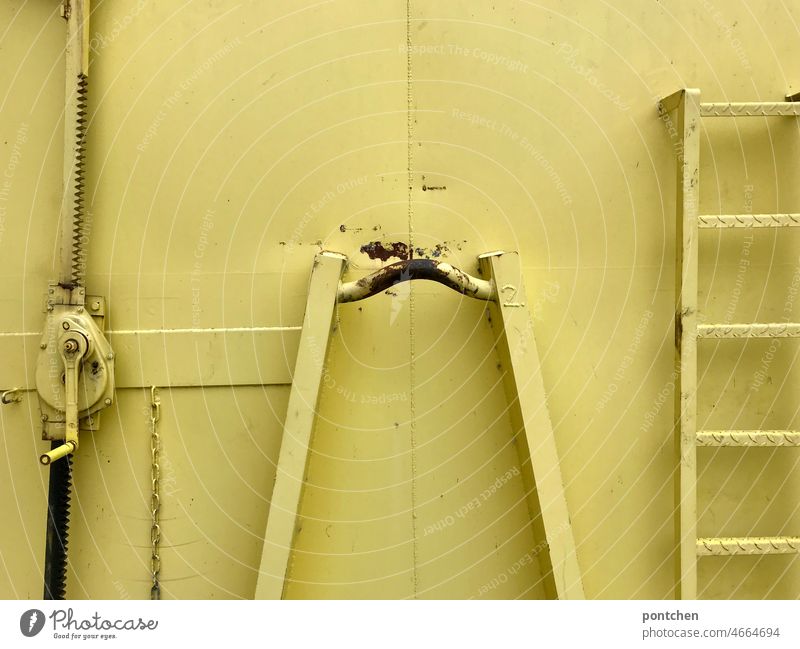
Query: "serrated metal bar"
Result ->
[[699, 102, 800, 117], [42, 0, 90, 603], [697, 323, 800, 339], [43, 448, 72, 599], [697, 536, 800, 556], [59, 1, 90, 292], [698, 213, 800, 228], [696, 430, 800, 447]]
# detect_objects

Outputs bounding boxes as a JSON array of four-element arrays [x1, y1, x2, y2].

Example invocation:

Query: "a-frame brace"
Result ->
[[254, 251, 583, 599]]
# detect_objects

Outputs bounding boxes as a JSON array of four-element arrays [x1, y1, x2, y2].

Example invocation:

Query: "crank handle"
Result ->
[[41, 330, 87, 465], [40, 441, 77, 465]]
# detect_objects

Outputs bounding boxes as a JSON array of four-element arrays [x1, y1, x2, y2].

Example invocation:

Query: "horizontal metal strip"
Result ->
[[700, 102, 800, 116], [698, 213, 800, 228], [0, 327, 300, 389], [697, 323, 800, 339], [696, 430, 800, 447], [697, 536, 800, 556]]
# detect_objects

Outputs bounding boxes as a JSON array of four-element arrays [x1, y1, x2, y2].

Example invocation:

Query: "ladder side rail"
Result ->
[[673, 89, 701, 600]]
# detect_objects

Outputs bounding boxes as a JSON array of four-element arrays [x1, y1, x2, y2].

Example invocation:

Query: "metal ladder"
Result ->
[[253, 251, 584, 599], [659, 88, 800, 599]]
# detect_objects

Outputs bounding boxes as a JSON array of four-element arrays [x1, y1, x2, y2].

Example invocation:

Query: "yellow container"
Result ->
[[1, 0, 798, 599]]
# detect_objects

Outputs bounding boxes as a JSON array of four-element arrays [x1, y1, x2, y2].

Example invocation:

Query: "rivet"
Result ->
[[104, 398, 112, 406]]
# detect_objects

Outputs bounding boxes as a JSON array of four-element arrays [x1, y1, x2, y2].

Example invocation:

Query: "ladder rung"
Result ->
[[696, 430, 800, 446], [698, 213, 800, 228], [700, 102, 800, 117], [697, 323, 800, 339], [697, 536, 800, 556]]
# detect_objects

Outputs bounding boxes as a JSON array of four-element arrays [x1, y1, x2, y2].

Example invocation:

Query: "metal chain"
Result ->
[[149, 386, 161, 600]]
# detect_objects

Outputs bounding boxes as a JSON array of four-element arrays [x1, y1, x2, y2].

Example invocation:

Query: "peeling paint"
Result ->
[[361, 240, 460, 261], [360, 241, 410, 261]]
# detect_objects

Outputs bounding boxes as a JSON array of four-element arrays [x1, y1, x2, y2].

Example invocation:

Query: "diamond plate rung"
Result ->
[[696, 430, 800, 446], [697, 323, 800, 339], [697, 536, 800, 556], [698, 213, 800, 228], [700, 102, 800, 116]]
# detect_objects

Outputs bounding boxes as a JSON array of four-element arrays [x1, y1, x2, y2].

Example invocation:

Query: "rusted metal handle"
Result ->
[[337, 258, 495, 303]]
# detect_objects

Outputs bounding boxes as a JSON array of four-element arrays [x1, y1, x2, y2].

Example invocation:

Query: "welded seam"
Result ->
[[406, 0, 419, 599]]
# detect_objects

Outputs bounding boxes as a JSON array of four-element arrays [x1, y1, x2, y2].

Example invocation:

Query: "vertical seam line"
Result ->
[[406, 0, 419, 599]]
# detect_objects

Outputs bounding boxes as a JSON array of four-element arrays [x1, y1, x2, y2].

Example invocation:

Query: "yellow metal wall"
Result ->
[[1, 0, 799, 599]]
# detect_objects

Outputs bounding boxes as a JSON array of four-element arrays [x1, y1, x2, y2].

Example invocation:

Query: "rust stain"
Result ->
[[360, 240, 466, 261], [360, 240, 409, 261], [413, 243, 450, 258]]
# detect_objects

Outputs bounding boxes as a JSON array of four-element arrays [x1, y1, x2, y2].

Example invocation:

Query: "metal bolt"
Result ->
[[40, 342, 47, 349], [76, 306, 83, 313], [104, 398, 112, 406], [47, 305, 54, 312], [91, 300, 101, 312], [62, 321, 70, 330], [64, 339, 78, 353], [106, 352, 114, 360], [41, 414, 48, 422]]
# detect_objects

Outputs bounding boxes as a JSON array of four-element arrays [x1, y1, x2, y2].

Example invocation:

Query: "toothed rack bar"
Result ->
[[699, 102, 800, 117], [698, 214, 800, 228], [696, 536, 800, 556], [697, 323, 800, 339], [696, 430, 800, 447]]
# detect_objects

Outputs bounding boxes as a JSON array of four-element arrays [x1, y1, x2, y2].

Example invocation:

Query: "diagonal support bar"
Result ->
[[479, 251, 584, 599], [254, 252, 346, 599]]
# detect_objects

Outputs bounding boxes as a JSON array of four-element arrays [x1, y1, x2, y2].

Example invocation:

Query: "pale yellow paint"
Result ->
[[670, 88, 701, 600], [255, 252, 345, 599], [479, 251, 584, 599], [1, 0, 800, 599]]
